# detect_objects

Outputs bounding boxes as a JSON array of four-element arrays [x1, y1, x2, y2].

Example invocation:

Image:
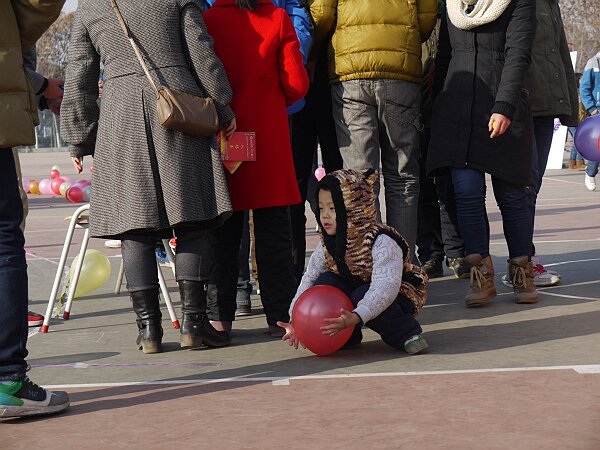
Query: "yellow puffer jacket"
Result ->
[[0, 0, 64, 147], [309, 0, 437, 84]]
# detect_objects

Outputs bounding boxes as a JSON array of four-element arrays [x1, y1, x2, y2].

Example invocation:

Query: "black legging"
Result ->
[[121, 226, 207, 292]]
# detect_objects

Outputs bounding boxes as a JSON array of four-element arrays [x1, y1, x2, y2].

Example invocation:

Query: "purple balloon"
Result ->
[[574, 115, 600, 162]]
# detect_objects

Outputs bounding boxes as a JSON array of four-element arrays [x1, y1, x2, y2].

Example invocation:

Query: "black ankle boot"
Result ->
[[130, 288, 163, 354], [178, 280, 231, 348]]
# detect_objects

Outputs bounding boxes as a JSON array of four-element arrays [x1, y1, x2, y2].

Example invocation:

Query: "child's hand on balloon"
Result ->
[[276, 321, 305, 349], [321, 308, 360, 336]]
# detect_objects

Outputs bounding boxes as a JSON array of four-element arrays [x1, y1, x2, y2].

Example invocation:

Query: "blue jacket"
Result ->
[[203, 0, 312, 113], [580, 52, 600, 114]]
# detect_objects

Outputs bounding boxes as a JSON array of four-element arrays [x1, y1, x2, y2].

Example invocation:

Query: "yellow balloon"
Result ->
[[69, 249, 112, 298], [29, 180, 40, 195]]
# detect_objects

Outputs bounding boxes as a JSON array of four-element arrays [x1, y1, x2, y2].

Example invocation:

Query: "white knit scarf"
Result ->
[[447, 0, 513, 30]]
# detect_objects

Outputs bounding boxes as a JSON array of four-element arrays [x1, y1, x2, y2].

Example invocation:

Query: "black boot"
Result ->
[[178, 280, 231, 348], [130, 288, 163, 354]]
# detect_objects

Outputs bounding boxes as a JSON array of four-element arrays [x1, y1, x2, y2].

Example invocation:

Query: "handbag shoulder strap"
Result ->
[[109, 0, 161, 98]]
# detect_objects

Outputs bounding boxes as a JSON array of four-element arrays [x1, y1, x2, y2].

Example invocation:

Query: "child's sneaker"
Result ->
[[403, 335, 428, 355], [27, 311, 44, 327], [0, 377, 69, 418]]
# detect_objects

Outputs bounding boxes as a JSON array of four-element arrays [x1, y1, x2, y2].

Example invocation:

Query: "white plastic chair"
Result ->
[[41, 204, 180, 332]]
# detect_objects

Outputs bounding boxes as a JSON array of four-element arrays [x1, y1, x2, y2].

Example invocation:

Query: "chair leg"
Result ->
[[114, 258, 125, 294], [157, 260, 180, 329], [42, 204, 90, 333], [63, 226, 90, 320]]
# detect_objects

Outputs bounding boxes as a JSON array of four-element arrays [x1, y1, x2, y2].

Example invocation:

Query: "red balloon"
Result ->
[[50, 177, 65, 195], [66, 185, 85, 203], [292, 285, 354, 356], [50, 169, 60, 179]]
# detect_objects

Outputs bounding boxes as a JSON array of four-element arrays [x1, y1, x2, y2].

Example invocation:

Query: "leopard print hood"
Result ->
[[315, 169, 427, 315]]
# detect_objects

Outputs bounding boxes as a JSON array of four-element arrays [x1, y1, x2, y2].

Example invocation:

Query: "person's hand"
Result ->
[[320, 308, 360, 336], [47, 98, 61, 115], [276, 321, 305, 349], [72, 156, 84, 174], [591, 109, 599, 116], [43, 78, 64, 100], [222, 117, 236, 141], [488, 113, 511, 139]]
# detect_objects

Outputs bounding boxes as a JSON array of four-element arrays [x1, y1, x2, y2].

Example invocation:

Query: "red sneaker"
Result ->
[[28, 311, 44, 327]]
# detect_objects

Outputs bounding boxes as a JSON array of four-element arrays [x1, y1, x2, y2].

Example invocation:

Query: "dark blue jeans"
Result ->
[[0, 149, 29, 381], [530, 116, 556, 256], [314, 272, 422, 350], [451, 167, 533, 259]]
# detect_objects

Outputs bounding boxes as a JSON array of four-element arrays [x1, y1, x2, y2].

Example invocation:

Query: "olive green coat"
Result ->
[[0, 0, 65, 147], [524, 0, 578, 126], [308, 0, 437, 85]]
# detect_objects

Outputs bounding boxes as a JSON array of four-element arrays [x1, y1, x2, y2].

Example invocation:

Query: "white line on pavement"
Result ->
[[43, 364, 600, 389]]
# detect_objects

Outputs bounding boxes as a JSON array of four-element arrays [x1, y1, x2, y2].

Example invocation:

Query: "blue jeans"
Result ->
[[451, 168, 533, 259], [587, 160, 599, 177], [314, 272, 422, 350], [568, 127, 584, 161], [0, 149, 29, 381]]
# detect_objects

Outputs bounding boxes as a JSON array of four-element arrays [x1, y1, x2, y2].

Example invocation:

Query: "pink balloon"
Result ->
[[292, 285, 354, 356], [22, 178, 30, 193], [61, 176, 72, 183], [51, 177, 65, 195], [66, 186, 85, 203], [38, 178, 53, 195], [314, 167, 326, 181], [79, 180, 92, 187], [50, 169, 60, 179]]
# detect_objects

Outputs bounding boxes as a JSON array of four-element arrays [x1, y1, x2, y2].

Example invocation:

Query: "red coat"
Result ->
[[204, 0, 309, 211]]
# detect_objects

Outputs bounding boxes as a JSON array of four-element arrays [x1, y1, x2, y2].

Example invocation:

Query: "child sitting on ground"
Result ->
[[277, 169, 429, 355]]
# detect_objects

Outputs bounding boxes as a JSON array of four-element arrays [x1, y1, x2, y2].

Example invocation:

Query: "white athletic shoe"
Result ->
[[501, 256, 560, 287], [104, 239, 122, 248], [584, 174, 596, 191]]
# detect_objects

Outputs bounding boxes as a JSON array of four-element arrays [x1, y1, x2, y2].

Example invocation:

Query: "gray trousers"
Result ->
[[331, 79, 421, 259]]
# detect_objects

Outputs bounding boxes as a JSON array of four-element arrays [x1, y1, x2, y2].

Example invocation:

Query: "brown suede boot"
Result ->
[[576, 160, 586, 171], [464, 254, 497, 307], [508, 256, 538, 304], [568, 160, 577, 170]]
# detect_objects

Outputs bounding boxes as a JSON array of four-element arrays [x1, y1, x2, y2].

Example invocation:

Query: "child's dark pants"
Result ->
[[314, 272, 422, 350]]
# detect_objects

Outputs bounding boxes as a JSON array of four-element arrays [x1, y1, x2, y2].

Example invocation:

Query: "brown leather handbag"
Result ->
[[110, 0, 219, 137]]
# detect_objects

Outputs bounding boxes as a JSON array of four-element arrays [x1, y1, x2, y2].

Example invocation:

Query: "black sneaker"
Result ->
[[421, 259, 444, 278], [0, 377, 69, 418], [446, 257, 471, 279]]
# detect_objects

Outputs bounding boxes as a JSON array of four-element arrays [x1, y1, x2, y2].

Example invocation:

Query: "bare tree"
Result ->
[[36, 12, 75, 79], [561, 0, 600, 72]]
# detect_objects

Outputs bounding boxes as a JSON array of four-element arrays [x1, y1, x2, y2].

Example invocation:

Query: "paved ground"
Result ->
[[1, 152, 599, 449]]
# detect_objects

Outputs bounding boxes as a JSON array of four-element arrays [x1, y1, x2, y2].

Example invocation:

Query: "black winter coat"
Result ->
[[427, 0, 537, 185]]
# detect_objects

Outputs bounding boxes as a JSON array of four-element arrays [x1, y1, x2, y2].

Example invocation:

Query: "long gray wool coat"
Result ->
[[61, 0, 234, 238]]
